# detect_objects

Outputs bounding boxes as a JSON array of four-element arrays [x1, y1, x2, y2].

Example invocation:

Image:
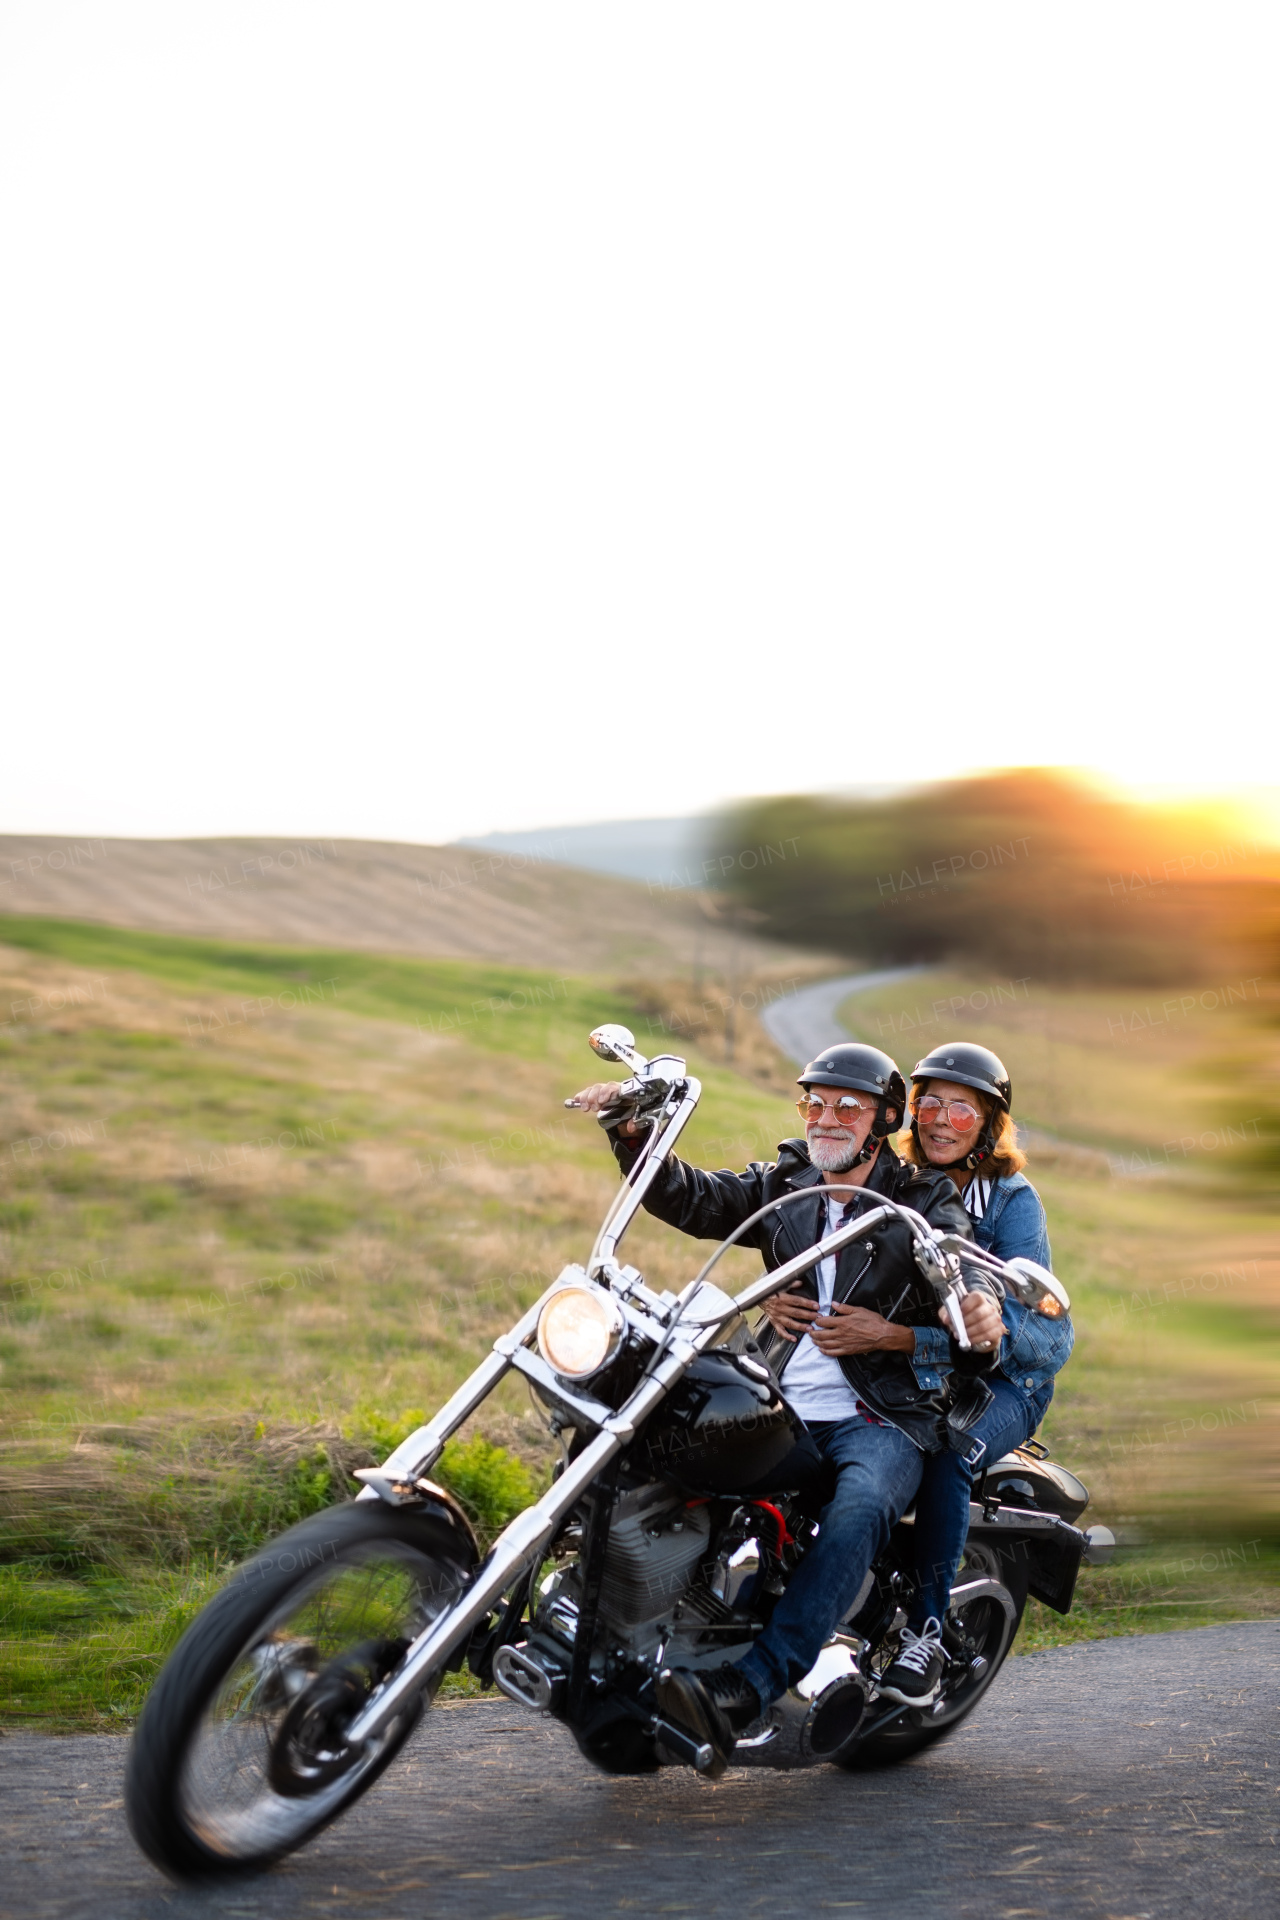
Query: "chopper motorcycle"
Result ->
[[126, 1025, 1112, 1879]]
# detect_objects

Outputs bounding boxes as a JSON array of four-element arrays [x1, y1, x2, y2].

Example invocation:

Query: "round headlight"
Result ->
[[537, 1286, 624, 1380]]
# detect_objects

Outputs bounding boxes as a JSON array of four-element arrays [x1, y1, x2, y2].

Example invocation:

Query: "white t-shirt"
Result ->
[[778, 1194, 868, 1422]]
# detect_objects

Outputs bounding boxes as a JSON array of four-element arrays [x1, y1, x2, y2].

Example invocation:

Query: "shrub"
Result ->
[[436, 1436, 538, 1537]]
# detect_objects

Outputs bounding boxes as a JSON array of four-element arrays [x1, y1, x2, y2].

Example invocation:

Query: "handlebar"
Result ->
[[721, 1204, 895, 1318], [586, 1074, 702, 1274], [679, 1192, 983, 1353], [566, 1025, 1063, 1346], [936, 1234, 1071, 1317]]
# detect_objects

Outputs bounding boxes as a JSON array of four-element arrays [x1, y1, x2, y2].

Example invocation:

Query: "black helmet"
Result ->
[[909, 1042, 1012, 1112], [909, 1041, 1011, 1172], [799, 1043, 906, 1164], [800, 1042, 907, 1112]]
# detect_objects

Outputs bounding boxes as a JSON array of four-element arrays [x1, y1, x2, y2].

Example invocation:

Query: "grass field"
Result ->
[[1, 920, 1276, 1727], [839, 969, 1280, 1557]]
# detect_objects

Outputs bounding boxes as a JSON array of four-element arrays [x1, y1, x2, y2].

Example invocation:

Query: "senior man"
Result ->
[[570, 1041, 1004, 1773]]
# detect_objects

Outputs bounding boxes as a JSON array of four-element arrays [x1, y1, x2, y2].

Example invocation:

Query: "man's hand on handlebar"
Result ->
[[566, 1081, 646, 1138]]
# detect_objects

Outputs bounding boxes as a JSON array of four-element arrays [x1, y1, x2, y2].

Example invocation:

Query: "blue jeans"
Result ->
[[908, 1376, 1049, 1629], [738, 1416, 923, 1706]]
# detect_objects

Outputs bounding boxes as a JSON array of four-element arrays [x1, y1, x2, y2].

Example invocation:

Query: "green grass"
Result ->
[[0, 916, 803, 1724], [1018, 1540, 1280, 1653], [1, 919, 1276, 1726], [0, 1426, 540, 1727], [0, 1560, 225, 1727], [0, 915, 609, 1053]]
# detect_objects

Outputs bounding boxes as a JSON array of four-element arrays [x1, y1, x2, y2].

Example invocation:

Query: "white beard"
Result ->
[[807, 1130, 865, 1173]]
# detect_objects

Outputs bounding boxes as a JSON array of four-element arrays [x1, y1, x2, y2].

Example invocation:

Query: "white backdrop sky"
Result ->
[[1, 4, 1276, 845]]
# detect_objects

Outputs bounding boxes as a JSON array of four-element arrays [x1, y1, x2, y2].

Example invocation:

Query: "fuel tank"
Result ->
[[633, 1350, 805, 1495]]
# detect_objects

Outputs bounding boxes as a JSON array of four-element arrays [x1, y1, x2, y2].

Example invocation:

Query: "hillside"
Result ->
[[0, 834, 824, 978], [1, 920, 1275, 1726], [0, 918, 818, 1724]]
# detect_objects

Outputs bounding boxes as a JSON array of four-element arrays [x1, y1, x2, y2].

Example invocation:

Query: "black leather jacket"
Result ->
[[612, 1131, 998, 1452]]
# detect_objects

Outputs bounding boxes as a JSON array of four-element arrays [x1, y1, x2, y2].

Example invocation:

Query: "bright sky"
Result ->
[[1, 4, 1277, 846]]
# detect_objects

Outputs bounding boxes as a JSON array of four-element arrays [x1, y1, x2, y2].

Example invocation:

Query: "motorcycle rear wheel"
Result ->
[[836, 1549, 1027, 1769], [125, 1503, 472, 1880]]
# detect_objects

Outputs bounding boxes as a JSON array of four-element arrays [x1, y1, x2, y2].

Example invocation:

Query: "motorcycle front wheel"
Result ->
[[126, 1503, 473, 1880]]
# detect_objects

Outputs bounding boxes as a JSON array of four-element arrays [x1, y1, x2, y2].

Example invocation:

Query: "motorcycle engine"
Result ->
[[596, 1483, 711, 1636], [533, 1485, 764, 1668]]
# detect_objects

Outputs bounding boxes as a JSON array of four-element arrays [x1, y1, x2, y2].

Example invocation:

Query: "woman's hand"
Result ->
[[759, 1286, 821, 1343], [565, 1081, 645, 1137], [945, 1291, 1006, 1353], [808, 1303, 915, 1356]]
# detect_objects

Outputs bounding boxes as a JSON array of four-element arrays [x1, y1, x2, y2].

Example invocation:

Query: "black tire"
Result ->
[[835, 1547, 1028, 1770], [126, 1502, 474, 1881]]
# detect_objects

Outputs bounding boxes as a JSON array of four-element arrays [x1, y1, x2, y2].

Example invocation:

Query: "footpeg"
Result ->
[[652, 1716, 716, 1771]]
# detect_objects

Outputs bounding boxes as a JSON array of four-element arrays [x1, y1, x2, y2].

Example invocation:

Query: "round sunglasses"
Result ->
[[796, 1094, 871, 1127]]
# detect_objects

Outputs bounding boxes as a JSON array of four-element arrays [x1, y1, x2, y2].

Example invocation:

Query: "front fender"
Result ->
[[355, 1472, 481, 1567]]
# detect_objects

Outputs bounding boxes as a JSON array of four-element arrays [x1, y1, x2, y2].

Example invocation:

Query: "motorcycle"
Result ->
[[126, 1024, 1113, 1879]]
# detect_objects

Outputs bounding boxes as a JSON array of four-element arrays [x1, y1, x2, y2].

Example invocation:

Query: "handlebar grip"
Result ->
[[944, 1288, 971, 1349]]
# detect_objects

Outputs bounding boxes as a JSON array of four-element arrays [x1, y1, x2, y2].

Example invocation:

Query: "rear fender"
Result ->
[[966, 1504, 1087, 1616], [981, 1451, 1089, 1524]]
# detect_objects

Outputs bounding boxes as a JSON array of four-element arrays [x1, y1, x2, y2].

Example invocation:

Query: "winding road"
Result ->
[[2, 1621, 1276, 1919], [759, 967, 923, 1065]]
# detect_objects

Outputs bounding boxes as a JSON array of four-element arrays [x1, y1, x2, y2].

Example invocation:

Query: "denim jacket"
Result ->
[[909, 1171, 1074, 1405]]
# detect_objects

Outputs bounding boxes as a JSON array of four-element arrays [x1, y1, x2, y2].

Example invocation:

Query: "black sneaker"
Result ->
[[654, 1664, 762, 1777], [878, 1618, 946, 1707]]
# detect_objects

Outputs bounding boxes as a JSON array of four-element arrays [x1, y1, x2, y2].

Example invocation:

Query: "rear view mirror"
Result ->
[[1003, 1257, 1071, 1318], [589, 1025, 648, 1073]]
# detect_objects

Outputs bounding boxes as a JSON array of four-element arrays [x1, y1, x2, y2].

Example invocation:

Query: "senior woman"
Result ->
[[878, 1041, 1074, 1708]]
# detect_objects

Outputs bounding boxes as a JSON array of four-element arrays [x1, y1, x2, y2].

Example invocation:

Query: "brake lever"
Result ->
[[575, 1076, 677, 1135], [912, 1237, 972, 1349]]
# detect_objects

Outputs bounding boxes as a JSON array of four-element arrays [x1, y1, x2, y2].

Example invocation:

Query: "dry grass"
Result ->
[[838, 966, 1280, 1541], [0, 834, 829, 978], [0, 923, 1275, 1726]]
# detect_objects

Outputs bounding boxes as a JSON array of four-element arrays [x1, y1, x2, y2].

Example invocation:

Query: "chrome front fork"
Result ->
[[344, 1343, 696, 1747]]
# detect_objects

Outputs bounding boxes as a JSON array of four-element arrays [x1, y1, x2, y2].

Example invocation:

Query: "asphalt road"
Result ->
[[3, 1622, 1276, 1920], [758, 967, 924, 1066]]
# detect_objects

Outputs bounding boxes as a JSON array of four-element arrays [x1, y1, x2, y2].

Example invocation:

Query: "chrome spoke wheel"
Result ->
[[176, 1540, 457, 1861]]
